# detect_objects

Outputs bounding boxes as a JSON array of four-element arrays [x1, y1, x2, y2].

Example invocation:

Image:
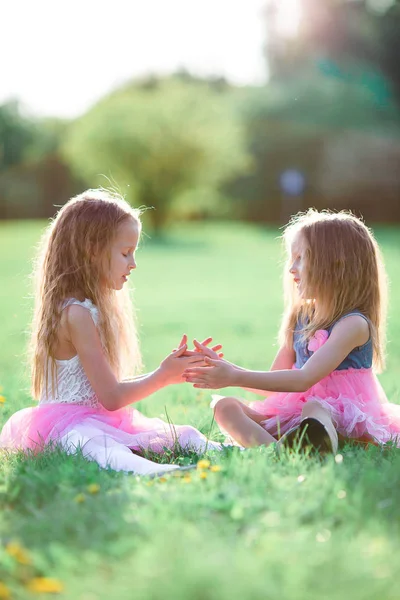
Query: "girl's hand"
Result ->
[[172, 336, 223, 359], [193, 338, 224, 359], [159, 343, 205, 385], [183, 357, 237, 389]]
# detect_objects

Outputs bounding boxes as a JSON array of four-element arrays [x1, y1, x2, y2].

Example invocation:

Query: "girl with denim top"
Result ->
[[185, 210, 400, 453]]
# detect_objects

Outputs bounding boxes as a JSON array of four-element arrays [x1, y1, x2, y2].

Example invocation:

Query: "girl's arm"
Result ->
[[270, 344, 297, 371], [66, 305, 203, 411], [192, 340, 295, 396], [240, 345, 296, 395], [184, 316, 369, 392]]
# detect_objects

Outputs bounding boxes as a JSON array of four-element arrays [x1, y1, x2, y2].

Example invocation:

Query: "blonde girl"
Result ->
[[185, 210, 400, 452], [0, 190, 221, 475]]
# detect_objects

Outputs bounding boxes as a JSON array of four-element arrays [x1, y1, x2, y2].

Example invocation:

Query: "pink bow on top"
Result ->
[[307, 329, 329, 353]]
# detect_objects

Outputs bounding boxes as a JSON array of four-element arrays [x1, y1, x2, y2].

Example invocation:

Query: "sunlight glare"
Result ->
[[1, 0, 267, 118], [274, 0, 302, 38]]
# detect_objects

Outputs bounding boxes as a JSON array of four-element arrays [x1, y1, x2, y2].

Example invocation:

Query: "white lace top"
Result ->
[[39, 298, 102, 408]]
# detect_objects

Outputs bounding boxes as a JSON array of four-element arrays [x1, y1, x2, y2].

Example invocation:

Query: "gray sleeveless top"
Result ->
[[294, 312, 372, 370]]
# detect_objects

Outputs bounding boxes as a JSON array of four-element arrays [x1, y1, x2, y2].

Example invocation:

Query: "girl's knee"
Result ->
[[213, 397, 239, 421], [178, 425, 198, 437]]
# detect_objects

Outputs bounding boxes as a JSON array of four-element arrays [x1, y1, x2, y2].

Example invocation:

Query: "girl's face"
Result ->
[[289, 233, 309, 299], [106, 218, 140, 290]]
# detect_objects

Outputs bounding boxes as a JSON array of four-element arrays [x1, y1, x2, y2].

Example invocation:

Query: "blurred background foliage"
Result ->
[[1, 0, 400, 229]]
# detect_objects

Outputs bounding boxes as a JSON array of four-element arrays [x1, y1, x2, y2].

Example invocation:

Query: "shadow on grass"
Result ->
[[0, 446, 143, 551], [2, 437, 400, 570], [0, 434, 221, 552]]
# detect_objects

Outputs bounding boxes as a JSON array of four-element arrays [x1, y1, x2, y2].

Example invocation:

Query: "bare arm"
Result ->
[[66, 305, 203, 411], [241, 345, 296, 396], [184, 316, 369, 392], [191, 339, 295, 396]]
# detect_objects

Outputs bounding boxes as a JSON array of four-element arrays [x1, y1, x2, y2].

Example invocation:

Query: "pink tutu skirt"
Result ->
[[0, 403, 221, 475], [249, 367, 400, 446]]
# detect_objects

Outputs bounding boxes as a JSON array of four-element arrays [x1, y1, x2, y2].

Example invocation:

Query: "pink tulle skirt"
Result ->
[[0, 403, 221, 475], [249, 367, 400, 445]]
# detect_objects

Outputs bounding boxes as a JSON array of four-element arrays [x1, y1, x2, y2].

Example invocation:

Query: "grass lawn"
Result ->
[[0, 220, 400, 600]]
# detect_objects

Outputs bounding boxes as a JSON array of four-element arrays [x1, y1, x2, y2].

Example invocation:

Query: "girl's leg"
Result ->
[[175, 425, 222, 452], [213, 397, 276, 448], [281, 400, 338, 454], [302, 401, 338, 451], [60, 428, 180, 475]]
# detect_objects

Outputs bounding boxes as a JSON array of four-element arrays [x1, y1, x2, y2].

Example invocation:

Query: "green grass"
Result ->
[[0, 221, 400, 599]]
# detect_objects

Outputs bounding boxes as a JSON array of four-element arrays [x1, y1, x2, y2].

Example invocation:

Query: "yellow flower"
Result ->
[[0, 582, 11, 599], [5, 541, 32, 565], [0, 396, 6, 405], [87, 483, 100, 494], [199, 471, 208, 480], [197, 460, 210, 470], [26, 577, 64, 594], [158, 477, 167, 483], [210, 465, 222, 473], [182, 475, 192, 483], [74, 493, 86, 504]]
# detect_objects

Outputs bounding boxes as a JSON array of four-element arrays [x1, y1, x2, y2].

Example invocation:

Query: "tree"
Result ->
[[62, 77, 249, 231], [0, 102, 82, 219], [0, 101, 34, 172], [230, 0, 400, 224], [264, 0, 400, 110]]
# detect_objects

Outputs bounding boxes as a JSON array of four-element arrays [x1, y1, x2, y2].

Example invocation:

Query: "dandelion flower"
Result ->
[[197, 460, 210, 470], [0, 582, 11, 599], [87, 484, 100, 494], [26, 577, 64, 594], [199, 472, 208, 480], [182, 475, 192, 484], [210, 465, 222, 473], [0, 396, 6, 405], [5, 541, 32, 565], [74, 493, 86, 504]]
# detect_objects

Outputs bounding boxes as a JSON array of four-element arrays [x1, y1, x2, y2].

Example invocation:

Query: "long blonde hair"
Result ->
[[278, 209, 388, 372], [30, 189, 143, 399]]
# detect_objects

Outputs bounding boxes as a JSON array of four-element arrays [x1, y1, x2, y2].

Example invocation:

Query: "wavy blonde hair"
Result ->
[[30, 189, 143, 399], [278, 209, 388, 372]]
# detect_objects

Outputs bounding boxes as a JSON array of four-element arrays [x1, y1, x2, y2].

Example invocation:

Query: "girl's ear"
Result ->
[[91, 241, 105, 264]]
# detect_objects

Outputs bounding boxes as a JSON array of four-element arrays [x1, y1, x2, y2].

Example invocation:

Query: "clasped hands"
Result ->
[[166, 334, 238, 389]]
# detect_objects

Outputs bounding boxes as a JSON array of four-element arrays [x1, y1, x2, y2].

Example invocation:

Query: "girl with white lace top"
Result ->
[[0, 189, 222, 475]]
